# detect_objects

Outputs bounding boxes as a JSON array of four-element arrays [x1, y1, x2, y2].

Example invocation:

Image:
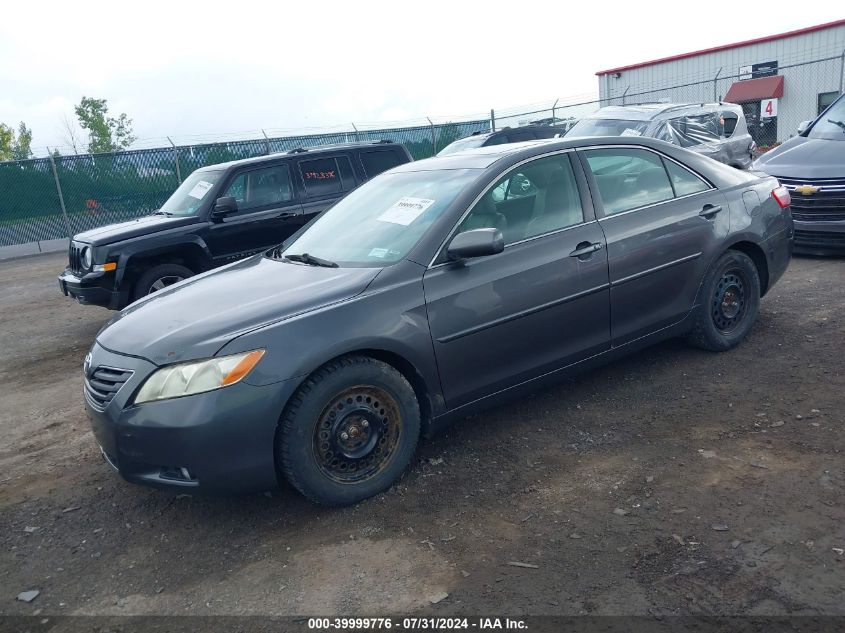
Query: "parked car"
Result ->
[[84, 136, 792, 505], [58, 141, 413, 309], [568, 103, 755, 169], [436, 124, 566, 156], [752, 92, 845, 255]]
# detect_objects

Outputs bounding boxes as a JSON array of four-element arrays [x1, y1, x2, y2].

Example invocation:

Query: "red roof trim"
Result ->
[[596, 18, 845, 75], [724, 75, 785, 103]]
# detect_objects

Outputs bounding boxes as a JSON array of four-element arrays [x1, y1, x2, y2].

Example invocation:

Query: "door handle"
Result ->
[[569, 241, 604, 258], [277, 210, 299, 219], [699, 204, 723, 219]]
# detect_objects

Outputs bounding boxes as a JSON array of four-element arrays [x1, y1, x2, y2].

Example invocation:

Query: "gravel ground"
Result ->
[[0, 252, 844, 617]]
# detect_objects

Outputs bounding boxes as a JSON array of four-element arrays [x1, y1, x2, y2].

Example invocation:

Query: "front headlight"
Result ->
[[134, 349, 265, 404], [81, 246, 93, 270]]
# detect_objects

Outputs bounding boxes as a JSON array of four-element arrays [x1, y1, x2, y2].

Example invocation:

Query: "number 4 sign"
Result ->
[[761, 98, 778, 118]]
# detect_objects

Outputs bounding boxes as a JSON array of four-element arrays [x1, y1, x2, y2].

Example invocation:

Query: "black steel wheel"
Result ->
[[277, 356, 420, 506], [313, 385, 403, 484], [687, 250, 761, 352]]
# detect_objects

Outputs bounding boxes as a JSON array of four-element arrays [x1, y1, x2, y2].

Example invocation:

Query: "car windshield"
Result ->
[[808, 97, 845, 140], [437, 136, 488, 156], [158, 170, 224, 216], [281, 169, 477, 267], [568, 118, 651, 138]]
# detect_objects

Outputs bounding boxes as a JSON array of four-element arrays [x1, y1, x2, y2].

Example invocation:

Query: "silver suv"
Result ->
[[568, 103, 755, 169]]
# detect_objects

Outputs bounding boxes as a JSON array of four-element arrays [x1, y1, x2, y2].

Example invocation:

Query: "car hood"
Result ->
[[97, 255, 381, 365], [753, 136, 845, 179], [74, 214, 200, 246]]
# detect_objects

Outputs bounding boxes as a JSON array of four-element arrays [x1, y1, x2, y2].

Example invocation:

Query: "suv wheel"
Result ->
[[133, 263, 194, 301], [277, 356, 420, 506], [687, 250, 761, 352]]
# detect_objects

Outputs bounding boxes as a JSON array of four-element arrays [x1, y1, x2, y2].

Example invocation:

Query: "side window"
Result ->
[[457, 153, 583, 245], [584, 148, 674, 215], [721, 112, 739, 137], [222, 164, 293, 212], [360, 150, 403, 179], [506, 129, 534, 143], [300, 158, 343, 197], [664, 160, 711, 197]]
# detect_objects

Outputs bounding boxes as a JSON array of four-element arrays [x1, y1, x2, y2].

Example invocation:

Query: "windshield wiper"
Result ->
[[151, 210, 173, 216], [827, 119, 845, 133], [284, 252, 339, 268]]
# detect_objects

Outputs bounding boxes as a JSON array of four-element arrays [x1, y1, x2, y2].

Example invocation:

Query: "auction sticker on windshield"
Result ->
[[621, 128, 643, 137], [187, 181, 214, 199], [377, 197, 435, 226]]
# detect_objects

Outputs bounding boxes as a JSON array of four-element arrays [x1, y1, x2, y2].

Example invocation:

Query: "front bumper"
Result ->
[[59, 269, 126, 310], [84, 342, 299, 495], [792, 219, 845, 255]]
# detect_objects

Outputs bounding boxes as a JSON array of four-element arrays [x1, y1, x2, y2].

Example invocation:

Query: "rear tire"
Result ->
[[277, 356, 420, 506], [686, 250, 761, 352], [132, 263, 194, 301]]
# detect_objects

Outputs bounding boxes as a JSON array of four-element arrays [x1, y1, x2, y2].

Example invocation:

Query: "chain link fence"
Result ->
[[1, 52, 842, 253], [0, 120, 488, 249]]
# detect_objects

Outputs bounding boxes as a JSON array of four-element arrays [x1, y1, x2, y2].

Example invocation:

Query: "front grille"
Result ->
[[68, 243, 84, 274], [794, 230, 845, 248], [84, 366, 133, 410], [778, 177, 845, 223]]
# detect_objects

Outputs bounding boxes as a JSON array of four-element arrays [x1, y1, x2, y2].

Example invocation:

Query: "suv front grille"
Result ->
[[778, 177, 845, 222], [84, 366, 133, 410], [68, 243, 84, 274], [794, 230, 845, 248]]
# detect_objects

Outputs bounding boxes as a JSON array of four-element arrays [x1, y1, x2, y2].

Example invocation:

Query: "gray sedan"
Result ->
[[85, 137, 793, 505]]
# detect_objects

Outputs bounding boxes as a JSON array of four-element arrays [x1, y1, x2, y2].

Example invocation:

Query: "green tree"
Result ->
[[12, 122, 33, 160], [0, 123, 14, 161], [74, 96, 136, 153]]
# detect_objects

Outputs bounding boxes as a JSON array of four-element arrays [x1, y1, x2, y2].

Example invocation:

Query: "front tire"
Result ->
[[132, 263, 194, 301], [687, 250, 761, 352], [277, 356, 420, 506]]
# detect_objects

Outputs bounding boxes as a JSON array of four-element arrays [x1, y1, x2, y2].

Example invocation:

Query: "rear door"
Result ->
[[206, 161, 302, 262], [297, 154, 358, 222], [579, 146, 729, 346], [423, 151, 610, 409]]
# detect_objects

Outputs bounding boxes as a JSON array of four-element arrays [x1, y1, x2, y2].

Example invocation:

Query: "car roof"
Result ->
[[196, 141, 404, 172], [586, 103, 739, 122], [395, 135, 701, 171]]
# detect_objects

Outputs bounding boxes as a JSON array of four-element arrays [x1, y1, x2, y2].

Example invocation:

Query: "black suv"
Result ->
[[436, 125, 566, 156], [58, 141, 412, 309]]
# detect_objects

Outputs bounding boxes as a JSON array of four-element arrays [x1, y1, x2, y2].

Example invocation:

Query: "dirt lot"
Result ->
[[0, 252, 843, 617]]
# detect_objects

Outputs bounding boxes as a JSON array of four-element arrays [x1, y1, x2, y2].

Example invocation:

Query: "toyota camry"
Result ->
[[84, 136, 793, 505]]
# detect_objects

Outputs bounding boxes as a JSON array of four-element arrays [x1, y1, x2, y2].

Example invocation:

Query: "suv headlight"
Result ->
[[134, 349, 265, 404], [81, 246, 93, 270]]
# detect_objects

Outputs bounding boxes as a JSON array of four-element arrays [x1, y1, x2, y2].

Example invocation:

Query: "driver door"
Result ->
[[423, 152, 611, 410], [206, 162, 303, 263]]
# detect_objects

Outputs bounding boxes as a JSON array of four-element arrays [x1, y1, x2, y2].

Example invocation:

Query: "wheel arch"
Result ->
[[727, 240, 770, 296], [282, 347, 438, 438]]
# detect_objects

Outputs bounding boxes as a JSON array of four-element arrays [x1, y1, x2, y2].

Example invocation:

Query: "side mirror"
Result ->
[[447, 228, 504, 261], [797, 120, 811, 135], [211, 196, 238, 218]]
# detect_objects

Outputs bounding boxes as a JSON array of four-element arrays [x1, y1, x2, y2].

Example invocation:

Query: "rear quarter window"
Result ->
[[359, 149, 405, 179]]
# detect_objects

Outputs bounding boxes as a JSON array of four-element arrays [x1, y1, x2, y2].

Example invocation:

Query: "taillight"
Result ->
[[772, 185, 790, 209]]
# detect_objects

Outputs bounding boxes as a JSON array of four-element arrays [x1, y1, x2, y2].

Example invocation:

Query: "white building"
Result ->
[[596, 19, 845, 146]]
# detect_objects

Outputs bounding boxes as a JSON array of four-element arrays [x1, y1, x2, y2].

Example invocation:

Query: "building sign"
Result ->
[[761, 98, 778, 118], [752, 61, 778, 78], [738, 61, 778, 81]]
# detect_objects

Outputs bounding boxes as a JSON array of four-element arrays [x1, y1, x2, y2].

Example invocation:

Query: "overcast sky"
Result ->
[[1, 1, 842, 154]]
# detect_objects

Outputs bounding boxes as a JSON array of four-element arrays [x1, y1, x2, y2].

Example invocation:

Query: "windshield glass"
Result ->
[[808, 97, 845, 140], [568, 118, 651, 138], [282, 169, 477, 267], [158, 169, 224, 216], [437, 136, 487, 156]]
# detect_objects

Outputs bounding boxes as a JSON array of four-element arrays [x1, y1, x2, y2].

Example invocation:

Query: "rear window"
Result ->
[[360, 149, 404, 178], [299, 156, 354, 197]]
